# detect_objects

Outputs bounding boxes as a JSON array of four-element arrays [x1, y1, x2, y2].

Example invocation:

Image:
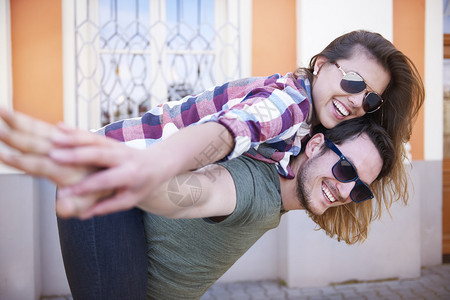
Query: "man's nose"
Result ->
[[337, 181, 356, 203]]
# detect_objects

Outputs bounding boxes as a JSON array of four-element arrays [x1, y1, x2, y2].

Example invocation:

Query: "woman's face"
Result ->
[[311, 51, 391, 129]]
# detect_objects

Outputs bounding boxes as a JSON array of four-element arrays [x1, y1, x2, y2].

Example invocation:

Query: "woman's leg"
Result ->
[[57, 208, 147, 300]]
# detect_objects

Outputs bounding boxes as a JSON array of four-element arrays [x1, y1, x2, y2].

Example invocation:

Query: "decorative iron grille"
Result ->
[[74, 0, 241, 128]]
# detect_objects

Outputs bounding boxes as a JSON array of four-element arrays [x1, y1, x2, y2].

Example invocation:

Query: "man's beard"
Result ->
[[296, 153, 324, 216]]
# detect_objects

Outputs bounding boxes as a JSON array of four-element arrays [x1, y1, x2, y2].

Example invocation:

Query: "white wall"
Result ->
[[0, 175, 41, 300], [417, 160, 443, 266], [296, 0, 393, 67], [38, 179, 70, 296], [425, 0, 443, 161], [0, 176, 69, 299]]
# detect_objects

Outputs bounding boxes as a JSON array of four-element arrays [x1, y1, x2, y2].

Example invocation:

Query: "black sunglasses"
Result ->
[[324, 139, 374, 203], [334, 63, 384, 113]]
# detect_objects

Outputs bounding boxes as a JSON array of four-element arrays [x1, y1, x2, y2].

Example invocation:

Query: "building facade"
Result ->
[[0, 0, 443, 299]]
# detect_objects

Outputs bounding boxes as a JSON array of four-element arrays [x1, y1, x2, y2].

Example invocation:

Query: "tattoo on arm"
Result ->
[[167, 173, 203, 208]]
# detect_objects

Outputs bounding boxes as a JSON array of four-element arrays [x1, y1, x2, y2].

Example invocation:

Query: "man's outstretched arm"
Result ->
[[0, 108, 236, 219], [138, 163, 236, 219]]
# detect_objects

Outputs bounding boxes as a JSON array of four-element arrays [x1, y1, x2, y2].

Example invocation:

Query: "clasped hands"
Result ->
[[0, 108, 168, 219]]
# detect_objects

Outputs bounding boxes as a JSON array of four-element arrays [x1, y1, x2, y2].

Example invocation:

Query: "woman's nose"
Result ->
[[347, 92, 366, 109]]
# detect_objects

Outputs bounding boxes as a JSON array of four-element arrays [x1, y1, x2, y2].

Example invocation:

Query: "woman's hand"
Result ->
[[0, 108, 108, 218]]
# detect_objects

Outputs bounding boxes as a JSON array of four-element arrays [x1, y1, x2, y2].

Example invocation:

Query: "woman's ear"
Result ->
[[313, 56, 328, 75], [305, 133, 325, 158]]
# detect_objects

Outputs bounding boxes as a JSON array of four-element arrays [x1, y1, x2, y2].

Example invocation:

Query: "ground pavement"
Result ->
[[42, 263, 450, 300]]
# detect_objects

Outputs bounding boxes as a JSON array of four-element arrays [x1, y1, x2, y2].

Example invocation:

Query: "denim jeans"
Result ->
[[57, 208, 147, 300]]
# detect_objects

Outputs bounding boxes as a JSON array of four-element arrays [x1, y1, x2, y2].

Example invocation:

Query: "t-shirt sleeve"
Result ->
[[210, 156, 282, 227]]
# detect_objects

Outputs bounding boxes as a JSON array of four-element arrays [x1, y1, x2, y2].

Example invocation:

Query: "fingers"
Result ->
[[55, 188, 136, 220], [74, 189, 137, 219], [56, 195, 96, 219], [0, 108, 58, 155], [48, 142, 127, 167], [0, 108, 58, 139], [57, 165, 131, 196], [56, 189, 114, 219], [0, 108, 108, 156], [0, 151, 93, 186], [0, 126, 54, 155], [52, 123, 113, 147]]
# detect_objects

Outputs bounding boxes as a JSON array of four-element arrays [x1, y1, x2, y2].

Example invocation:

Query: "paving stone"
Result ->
[[343, 297, 369, 300], [249, 291, 273, 299], [284, 289, 304, 298], [309, 296, 330, 300], [297, 286, 325, 297], [392, 289, 418, 299], [372, 287, 394, 297], [328, 290, 360, 298], [326, 286, 359, 298], [359, 290, 383, 299], [323, 293, 344, 300]]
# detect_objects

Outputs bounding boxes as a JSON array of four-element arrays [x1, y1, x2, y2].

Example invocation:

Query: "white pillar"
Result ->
[[0, 175, 41, 300]]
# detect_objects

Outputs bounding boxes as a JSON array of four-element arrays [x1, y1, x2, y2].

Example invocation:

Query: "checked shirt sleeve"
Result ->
[[95, 74, 311, 177], [196, 74, 311, 166]]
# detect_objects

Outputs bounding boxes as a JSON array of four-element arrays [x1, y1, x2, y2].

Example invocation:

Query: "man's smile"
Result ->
[[322, 182, 337, 203]]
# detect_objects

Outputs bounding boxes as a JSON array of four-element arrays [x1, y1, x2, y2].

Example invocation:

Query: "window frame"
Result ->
[[0, 0, 12, 110]]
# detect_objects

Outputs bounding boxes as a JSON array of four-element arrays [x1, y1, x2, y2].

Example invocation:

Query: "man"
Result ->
[[0, 110, 394, 299], [135, 118, 392, 299]]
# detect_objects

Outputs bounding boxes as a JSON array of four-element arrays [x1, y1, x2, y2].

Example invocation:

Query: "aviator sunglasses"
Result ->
[[334, 63, 384, 113], [324, 139, 374, 203]]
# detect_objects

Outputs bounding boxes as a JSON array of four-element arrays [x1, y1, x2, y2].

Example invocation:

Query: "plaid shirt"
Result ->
[[96, 73, 312, 178]]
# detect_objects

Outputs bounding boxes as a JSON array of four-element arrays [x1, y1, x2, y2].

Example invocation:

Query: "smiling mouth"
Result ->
[[332, 100, 349, 117], [322, 182, 336, 203]]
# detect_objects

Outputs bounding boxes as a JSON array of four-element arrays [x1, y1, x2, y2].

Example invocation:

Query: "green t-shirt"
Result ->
[[143, 155, 283, 299]]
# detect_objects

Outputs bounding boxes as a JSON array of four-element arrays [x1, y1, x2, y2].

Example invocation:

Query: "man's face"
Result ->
[[296, 133, 383, 216]]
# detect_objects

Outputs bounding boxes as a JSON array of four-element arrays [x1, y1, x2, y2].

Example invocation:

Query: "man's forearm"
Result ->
[[154, 122, 234, 177]]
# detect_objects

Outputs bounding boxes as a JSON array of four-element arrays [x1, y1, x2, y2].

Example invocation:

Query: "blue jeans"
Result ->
[[57, 208, 147, 300]]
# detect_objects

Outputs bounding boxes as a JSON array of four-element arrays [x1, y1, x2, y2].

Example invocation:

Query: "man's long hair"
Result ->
[[307, 117, 396, 244]]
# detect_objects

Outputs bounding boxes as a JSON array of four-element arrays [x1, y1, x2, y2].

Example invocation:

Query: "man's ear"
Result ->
[[305, 133, 325, 158], [313, 56, 328, 75]]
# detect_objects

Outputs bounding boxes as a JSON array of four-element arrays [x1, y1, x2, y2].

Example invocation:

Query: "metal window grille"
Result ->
[[74, 0, 241, 128]]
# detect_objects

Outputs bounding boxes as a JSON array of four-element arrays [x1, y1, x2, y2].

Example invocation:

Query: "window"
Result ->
[[63, 0, 250, 129]]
